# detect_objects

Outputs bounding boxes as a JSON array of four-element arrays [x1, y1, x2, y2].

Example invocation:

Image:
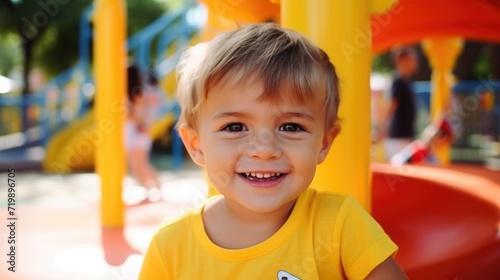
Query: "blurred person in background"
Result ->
[[125, 64, 162, 202], [380, 46, 419, 160]]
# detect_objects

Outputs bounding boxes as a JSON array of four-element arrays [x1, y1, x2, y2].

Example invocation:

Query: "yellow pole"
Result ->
[[422, 37, 463, 165], [280, 0, 372, 210], [94, 0, 127, 227]]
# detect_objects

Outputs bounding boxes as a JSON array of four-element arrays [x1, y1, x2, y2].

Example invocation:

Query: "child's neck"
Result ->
[[202, 197, 296, 249]]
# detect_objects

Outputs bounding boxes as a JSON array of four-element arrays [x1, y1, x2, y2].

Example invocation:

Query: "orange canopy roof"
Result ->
[[371, 0, 500, 54]]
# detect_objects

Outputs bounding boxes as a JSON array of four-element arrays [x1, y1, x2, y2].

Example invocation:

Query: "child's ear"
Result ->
[[317, 125, 340, 164], [178, 124, 205, 166]]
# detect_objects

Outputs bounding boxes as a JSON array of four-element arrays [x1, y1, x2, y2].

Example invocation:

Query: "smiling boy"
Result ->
[[139, 23, 407, 279]]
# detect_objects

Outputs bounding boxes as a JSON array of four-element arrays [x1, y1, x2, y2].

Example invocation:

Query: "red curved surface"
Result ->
[[371, 163, 500, 279], [371, 0, 500, 54]]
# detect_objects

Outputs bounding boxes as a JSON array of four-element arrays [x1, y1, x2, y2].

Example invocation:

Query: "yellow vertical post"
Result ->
[[94, 0, 126, 227], [280, 0, 372, 210], [422, 37, 463, 165]]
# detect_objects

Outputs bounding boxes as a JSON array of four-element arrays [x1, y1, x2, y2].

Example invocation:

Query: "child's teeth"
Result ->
[[245, 172, 282, 179]]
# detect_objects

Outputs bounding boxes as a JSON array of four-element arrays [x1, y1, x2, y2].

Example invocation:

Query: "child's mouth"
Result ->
[[240, 172, 284, 181]]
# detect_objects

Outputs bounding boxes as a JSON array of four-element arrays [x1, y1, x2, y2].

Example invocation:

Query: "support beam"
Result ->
[[280, 0, 372, 210], [94, 0, 127, 227], [422, 37, 463, 165]]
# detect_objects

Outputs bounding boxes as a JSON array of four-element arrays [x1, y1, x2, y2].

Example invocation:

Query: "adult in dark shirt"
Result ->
[[383, 46, 419, 160], [389, 77, 416, 138]]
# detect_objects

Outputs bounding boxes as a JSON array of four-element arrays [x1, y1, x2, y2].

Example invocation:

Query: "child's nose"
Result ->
[[244, 129, 282, 160]]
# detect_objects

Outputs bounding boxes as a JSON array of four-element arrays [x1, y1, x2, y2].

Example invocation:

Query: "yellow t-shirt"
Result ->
[[139, 188, 397, 280]]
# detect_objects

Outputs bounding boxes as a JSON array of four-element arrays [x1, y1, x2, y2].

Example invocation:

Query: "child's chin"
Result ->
[[240, 198, 292, 214]]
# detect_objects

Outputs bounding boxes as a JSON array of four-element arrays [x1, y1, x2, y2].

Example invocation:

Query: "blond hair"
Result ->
[[176, 23, 340, 130]]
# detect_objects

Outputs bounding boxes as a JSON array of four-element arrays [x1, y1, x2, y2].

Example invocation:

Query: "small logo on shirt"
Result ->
[[277, 270, 300, 280]]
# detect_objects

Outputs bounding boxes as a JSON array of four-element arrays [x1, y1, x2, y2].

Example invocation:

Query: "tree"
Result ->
[[0, 0, 93, 130], [372, 41, 500, 81], [0, 34, 22, 76]]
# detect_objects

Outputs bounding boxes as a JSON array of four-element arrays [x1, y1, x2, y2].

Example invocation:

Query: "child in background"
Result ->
[[390, 116, 454, 165], [140, 23, 407, 279], [125, 65, 162, 202]]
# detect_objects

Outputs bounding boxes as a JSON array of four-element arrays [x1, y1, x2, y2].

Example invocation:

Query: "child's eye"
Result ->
[[279, 123, 304, 132], [222, 123, 247, 132]]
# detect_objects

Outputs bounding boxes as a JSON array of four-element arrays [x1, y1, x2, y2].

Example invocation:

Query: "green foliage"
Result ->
[[33, 0, 93, 76], [372, 53, 392, 73], [127, 0, 166, 36], [472, 47, 491, 79], [0, 34, 22, 75], [0, 0, 168, 80]]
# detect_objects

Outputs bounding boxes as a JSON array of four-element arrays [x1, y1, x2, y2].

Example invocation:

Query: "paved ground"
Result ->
[[0, 161, 498, 279], [0, 164, 207, 280]]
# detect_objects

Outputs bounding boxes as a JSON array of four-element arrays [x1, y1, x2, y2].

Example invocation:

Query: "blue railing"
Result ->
[[413, 80, 500, 162]]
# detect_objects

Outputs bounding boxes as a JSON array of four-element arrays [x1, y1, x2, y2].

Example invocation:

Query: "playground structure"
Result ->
[[191, 2, 500, 278], [46, 3, 199, 174], [371, 163, 500, 279], [0, 2, 200, 171], [0, 0, 499, 278]]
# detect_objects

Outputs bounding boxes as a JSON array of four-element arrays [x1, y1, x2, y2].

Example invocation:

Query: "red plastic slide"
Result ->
[[372, 163, 500, 279]]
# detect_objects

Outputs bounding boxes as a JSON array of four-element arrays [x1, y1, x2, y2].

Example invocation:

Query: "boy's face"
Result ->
[[180, 77, 337, 214]]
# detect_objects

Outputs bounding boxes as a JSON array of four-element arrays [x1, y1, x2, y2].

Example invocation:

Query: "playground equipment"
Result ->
[[171, 0, 500, 278], [92, 0, 199, 226], [94, 0, 127, 227], [372, 163, 500, 279], [199, 0, 377, 208], [390, 117, 454, 165], [369, 2, 500, 276], [372, 0, 500, 164], [3, 0, 491, 277], [0, 3, 197, 172], [40, 2, 199, 174]]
